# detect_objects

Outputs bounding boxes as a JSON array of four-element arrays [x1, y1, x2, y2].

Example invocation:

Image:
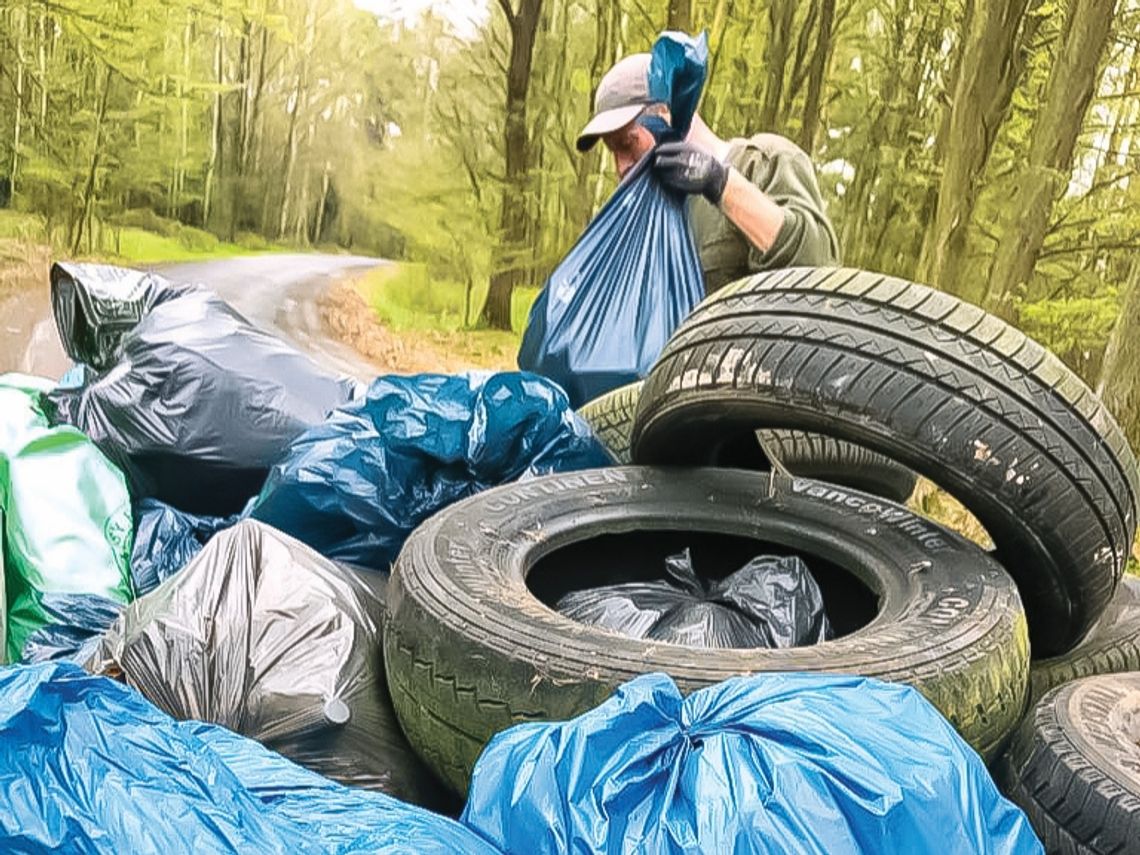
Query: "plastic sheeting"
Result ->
[[50, 261, 192, 370], [0, 374, 133, 664], [86, 519, 449, 809], [462, 671, 1042, 855], [0, 662, 501, 854], [250, 372, 612, 570], [558, 549, 831, 649], [46, 287, 360, 515], [130, 498, 237, 597], [516, 32, 708, 408]]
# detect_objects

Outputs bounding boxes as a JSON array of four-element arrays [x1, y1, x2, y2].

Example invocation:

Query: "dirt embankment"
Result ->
[[0, 242, 67, 376], [319, 278, 515, 374]]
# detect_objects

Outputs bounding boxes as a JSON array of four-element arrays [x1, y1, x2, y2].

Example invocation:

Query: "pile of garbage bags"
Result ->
[[0, 29, 1055, 853]]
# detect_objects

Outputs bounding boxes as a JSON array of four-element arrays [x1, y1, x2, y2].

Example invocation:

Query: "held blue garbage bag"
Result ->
[[0, 662, 502, 854], [517, 32, 709, 408], [250, 372, 612, 570], [461, 672, 1042, 855]]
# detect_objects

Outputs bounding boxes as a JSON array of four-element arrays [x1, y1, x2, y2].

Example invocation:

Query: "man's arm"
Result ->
[[717, 168, 786, 252], [654, 140, 840, 268]]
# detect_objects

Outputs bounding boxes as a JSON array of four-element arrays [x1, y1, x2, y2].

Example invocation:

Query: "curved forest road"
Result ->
[[2, 253, 384, 381]]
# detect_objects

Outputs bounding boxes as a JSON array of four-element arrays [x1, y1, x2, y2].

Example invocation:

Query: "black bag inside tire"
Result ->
[[631, 267, 1139, 656], [998, 673, 1140, 853], [384, 466, 1028, 794]]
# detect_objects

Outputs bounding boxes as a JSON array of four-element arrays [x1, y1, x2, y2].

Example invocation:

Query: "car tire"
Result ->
[[578, 382, 916, 501], [384, 466, 1028, 794], [998, 673, 1140, 853], [1030, 577, 1140, 705], [631, 267, 1139, 656]]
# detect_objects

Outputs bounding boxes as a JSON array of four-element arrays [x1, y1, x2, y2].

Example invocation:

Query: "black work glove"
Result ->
[[652, 141, 729, 205]]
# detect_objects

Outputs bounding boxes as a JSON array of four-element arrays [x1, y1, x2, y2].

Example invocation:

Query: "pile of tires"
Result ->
[[384, 267, 1140, 825]]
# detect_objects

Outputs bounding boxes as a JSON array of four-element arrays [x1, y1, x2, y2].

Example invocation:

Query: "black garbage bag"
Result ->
[[557, 549, 832, 649], [84, 519, 450, 810], [46, 288, 360, 515], [130, 498, 238, 597], [50, 261, 195, 370]]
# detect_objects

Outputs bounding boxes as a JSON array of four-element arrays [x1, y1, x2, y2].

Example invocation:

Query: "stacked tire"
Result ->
[[384, 267, 1140, 828]]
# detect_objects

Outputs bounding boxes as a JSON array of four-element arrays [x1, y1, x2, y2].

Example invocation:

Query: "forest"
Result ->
[[1, 0, 1139, 439]]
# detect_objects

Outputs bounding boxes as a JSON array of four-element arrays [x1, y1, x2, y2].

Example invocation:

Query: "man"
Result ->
[[576, 53, 841, 294]]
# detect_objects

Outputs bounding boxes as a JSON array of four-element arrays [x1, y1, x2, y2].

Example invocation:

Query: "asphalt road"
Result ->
[[2, 253, 384, 381]]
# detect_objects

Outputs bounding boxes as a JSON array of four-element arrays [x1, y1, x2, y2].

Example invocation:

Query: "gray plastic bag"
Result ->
[[558, 549, 832, 649], [85, 520, 449, 810]]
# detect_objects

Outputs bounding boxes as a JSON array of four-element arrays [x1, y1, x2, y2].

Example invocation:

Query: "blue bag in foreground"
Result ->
[[517, 32, 708, 408], [462, 672, 1042, 855], [0, 662, 501, 854], [250, 372, 612, 570]]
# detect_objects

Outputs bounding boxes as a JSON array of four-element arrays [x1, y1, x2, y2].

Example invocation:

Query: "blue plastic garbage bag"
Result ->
[[130, 498, 238, 596], [647, 30, 708, 139], [56, 362, 91, 390], [517, 32, 708, 408], [0, 662, 502, 854], [20, 593, 123, 664], [250, 372, 612, 570], [462, 672, 1042, 855]]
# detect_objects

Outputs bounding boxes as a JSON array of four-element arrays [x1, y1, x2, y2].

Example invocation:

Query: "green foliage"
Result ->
[[1018, 291, 1120, 381], [358, 263, 538, 334], [0, 0, 394, 258], [1, 0, 1137, 375]]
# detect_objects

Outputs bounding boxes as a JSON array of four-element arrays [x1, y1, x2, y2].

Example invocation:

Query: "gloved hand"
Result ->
[[652, 141, 729, 205]]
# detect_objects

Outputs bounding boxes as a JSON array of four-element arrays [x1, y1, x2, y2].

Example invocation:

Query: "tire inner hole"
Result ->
[[526, 530, 880, 645]]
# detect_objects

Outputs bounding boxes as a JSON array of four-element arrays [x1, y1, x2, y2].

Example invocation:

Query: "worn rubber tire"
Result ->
[[998, 673, 1140, 853], [631, 267, 1140, 656], [576, 383, 642, 464], [384, 466, 1029, 794], [578, 382, 917, 501], [1030, 577, 1140, 705]]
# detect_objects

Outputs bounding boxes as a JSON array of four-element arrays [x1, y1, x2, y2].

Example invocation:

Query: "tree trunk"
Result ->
[[203, 15, 225, 228], [479, 0, 543, 330], [250, 21, 269, 177], [916, 0, 1033, 296], [798, 0, 836, 154], [984, 0, 1116, 317], [1098, 261, 1140, 454], [72, 66, 112, 255], [667, 0, 692, 32], [11, 33, 24, 198], [313, 161, 331, 243], [759, 0, 795, 131]]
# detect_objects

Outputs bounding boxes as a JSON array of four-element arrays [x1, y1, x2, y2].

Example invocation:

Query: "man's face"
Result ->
[[602, 120, 655, 180]]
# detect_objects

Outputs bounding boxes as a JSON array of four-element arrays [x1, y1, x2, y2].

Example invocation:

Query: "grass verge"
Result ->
[[351, 262, 539, 370], [0, 209, 284, 266]]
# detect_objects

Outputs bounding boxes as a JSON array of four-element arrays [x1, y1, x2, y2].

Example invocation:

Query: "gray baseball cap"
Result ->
[[576, 53, 654, 152]]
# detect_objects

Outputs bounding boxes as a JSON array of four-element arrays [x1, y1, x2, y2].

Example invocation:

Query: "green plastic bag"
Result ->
[[0, 374, 133, 662]]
